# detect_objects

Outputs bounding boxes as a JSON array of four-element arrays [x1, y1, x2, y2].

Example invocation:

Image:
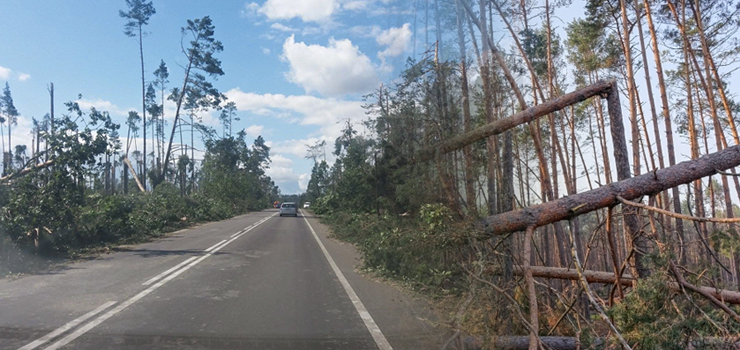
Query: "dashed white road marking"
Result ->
[[17, 301, 116, 350], [35, 212, 278, 350], [302, 215, 394, 350]]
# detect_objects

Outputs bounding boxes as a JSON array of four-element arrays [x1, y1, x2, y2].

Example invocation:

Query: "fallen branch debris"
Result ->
[[618, 195, 740, 223]]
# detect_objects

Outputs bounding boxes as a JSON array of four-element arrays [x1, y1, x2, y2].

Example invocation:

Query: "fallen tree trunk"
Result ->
[[482, 144, 740, 235], [414, 80, 614, 163], [513, 265, 635, 285], [500, 265, 740, 305], [0, 160, 54, 183], [464, 334, 739, 350], [123, 156, 146, 193], [463, 335, 578, 350]]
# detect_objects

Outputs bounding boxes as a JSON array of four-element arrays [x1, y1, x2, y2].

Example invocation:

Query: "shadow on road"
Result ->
[[117, 248, 224, 258]]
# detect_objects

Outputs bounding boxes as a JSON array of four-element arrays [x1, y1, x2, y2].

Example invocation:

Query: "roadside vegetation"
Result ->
[[0, 1, 279, 276], [305, 0, 740, 348]]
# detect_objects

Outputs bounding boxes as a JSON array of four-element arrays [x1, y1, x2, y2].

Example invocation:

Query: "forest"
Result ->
[[0, 3, 279, 274], [303, 0, 740, 348]]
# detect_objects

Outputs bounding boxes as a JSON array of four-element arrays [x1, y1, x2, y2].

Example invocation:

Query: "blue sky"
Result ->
[[4, 0, 719, 197], [0, 0, 417, 193]]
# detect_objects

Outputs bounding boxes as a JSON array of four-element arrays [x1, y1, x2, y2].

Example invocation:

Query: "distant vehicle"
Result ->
[[303, 202, 310, 208], [279, 202, 297, 217], [273, 201, 280, 208]]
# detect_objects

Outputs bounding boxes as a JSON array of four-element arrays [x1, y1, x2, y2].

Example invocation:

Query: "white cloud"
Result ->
[[302, 27, 323, 36], [270, 22, 295, 32], [343, 0, 370, 10], [265, 154, 306, 193], [8, 116, 34, 158], [266, 154, 297, 181], [75, 98, 129, 116], [226, 88, 372, 190], [257, 0, 339, 22], [0, 65, 12, 80], [225, 88, 366, 130], [262, 47, 271, 55], [298, 173, 310, 191], [349, 25, 382, 38], [244, 124, 264, 136], [376, 23, 412, 60], [18, 73, 31, 82], [242, 2, 260, 16], [269, 138, 322, 158], [282, 35, 379, 97]]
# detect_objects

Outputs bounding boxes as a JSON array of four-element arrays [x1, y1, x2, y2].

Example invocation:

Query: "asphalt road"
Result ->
[[0, 210, 441, 349]]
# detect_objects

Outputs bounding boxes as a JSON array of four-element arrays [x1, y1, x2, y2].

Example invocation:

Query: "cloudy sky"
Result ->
[[0, 0, 417, 193]]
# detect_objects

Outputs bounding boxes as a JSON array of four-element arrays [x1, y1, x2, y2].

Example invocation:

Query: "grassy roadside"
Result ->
[[311, 206, 472, 344]]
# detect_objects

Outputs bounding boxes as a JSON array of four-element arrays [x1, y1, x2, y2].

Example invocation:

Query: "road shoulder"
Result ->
[[302, 211, 444, 350]]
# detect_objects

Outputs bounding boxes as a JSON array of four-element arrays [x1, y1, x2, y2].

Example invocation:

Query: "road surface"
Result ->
[[0, 210, 441, 349]]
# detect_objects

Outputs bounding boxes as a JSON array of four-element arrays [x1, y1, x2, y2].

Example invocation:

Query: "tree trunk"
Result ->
[[161, 56, 195, 184], [481, 142, 740, 236], [123, 156, 145, 193], [139, 24, 147, 191], [456, 0, 476, 212], [477, 0, 497, 216], [618, 0, 640, 176], [415, 80, 615, 163], [644, 0, 685, 261]]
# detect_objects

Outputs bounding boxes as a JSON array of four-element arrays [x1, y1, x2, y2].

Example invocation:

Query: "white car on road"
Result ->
[[279, 202, 298, 217]]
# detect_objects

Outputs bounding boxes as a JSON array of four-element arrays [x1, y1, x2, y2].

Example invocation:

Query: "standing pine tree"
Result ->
[[160, 16, 224, 187], [219, 101, 238, 138], [119, 0, 155, 191], [153, 60, 169, 170], [2, 83, 19, 175]]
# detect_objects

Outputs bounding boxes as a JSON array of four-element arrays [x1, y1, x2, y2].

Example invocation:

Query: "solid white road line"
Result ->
[[302, 215, 394, 350], [17, 301, 117, 350], [206, 240, 230, 253], [205, 239, 227, 252], [41, 213, 278, 350], [141, 256, 198, 286]]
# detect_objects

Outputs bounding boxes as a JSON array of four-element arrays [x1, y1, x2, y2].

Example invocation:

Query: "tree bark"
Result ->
[[645, 0, 685, 262], [618, 0, 640, 176], [464, 336, 579, 350], [123, 156, 145, 192], [456, 0, 476, 212], [415, 80, 615, 163], [0, 160, 54, 183], [481, 143, 740, 236], [139, 24, 147, 191], [477, 0, 497, 216], [497, 265, 740, 305]]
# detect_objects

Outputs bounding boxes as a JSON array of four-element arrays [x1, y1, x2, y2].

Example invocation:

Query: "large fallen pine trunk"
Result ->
[[500, 265, 740, 305], [122, 156, 145, 193], [463, 335, 579, 350], [482, 144, 740, 235], [414, 80, 614, 163], [0, 160, 54, 183]]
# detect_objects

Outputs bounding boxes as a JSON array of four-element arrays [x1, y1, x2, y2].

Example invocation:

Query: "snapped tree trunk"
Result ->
[[123, 156, 145, 193]]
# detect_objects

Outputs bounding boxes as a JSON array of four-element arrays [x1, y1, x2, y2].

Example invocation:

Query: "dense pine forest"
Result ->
[[303, 0, 740, 348]]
